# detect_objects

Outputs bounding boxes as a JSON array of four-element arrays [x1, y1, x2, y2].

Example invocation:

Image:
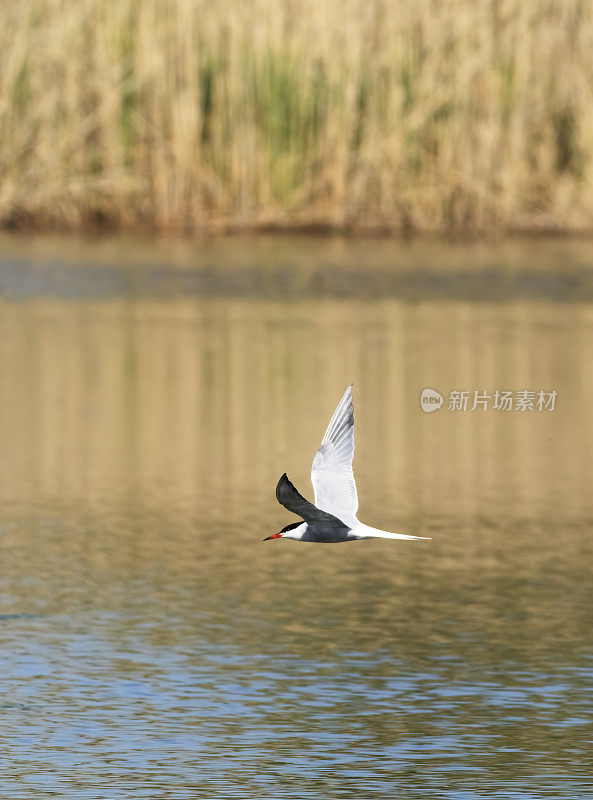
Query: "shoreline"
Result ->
[[2, 230, 593, 303], [4, 216, 593, 242]]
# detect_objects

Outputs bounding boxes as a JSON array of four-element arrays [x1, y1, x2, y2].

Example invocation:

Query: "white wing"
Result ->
[[311, 385, 359, 527]]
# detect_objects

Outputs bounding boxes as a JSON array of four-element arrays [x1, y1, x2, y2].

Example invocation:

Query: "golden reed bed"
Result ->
[[2, 0, 593, 234]]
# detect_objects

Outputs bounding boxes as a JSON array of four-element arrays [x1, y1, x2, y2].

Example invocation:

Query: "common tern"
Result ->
[[264, 385, 430, 543]]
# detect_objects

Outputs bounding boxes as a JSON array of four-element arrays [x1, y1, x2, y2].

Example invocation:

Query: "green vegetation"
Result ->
[[1, 0, 593, 234]]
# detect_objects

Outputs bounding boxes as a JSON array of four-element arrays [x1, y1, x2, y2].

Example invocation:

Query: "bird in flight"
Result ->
[[264, 385, 430, 543]]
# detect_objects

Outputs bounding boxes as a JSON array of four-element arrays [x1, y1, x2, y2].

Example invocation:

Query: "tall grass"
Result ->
[[2, 0, 593, 233]]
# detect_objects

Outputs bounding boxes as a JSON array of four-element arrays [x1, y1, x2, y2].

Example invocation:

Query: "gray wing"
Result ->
[[275, 473, 345, 526], [311, 385, 359, 528]]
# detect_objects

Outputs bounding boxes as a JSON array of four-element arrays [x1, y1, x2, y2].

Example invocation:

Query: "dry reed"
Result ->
[[2, 0, 593, 234]]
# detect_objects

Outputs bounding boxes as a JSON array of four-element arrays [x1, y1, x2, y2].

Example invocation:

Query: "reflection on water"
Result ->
[[0, 236, 592, 798]]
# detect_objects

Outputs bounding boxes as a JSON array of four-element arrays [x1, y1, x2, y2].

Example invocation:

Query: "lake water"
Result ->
[[0, 234, 592, 799]]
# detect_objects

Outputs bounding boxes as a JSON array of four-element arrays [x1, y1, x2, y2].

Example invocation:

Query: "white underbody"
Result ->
[[280, 521, 428, 541]]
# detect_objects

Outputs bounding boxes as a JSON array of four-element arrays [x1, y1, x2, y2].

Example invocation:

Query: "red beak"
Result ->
[[263, 533, 282, 541]]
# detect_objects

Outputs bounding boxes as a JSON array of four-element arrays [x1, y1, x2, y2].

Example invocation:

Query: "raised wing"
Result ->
[[311, 385, 359, 527], [275, 473, 344, 525]]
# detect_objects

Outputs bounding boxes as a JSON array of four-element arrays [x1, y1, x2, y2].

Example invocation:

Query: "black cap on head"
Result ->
[[281, 521, 302, 533]]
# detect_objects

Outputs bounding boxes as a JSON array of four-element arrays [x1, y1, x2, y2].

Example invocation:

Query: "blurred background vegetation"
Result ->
[[2, 0, 593, 235]]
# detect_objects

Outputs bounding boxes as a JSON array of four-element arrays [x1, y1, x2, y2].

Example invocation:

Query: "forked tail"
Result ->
[[352, 523, 431, 541]]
